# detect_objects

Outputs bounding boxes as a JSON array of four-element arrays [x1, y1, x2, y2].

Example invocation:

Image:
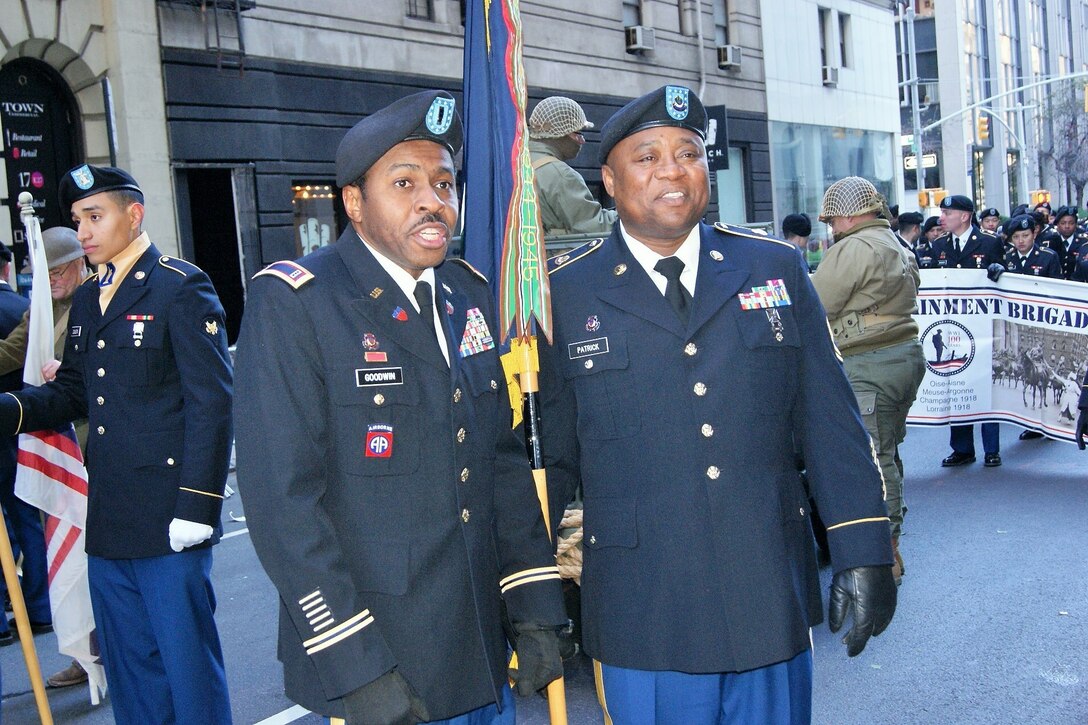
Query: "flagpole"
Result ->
[[6, 192, 56, 725]]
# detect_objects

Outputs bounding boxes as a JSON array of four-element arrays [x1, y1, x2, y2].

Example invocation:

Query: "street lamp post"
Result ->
[[899, 1, 925, 204]]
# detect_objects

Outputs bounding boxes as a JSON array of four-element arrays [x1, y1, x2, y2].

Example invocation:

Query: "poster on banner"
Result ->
[[907, 269, 1088, 443]]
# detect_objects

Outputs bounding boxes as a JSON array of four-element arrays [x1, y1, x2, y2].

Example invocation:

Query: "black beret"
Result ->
[[59, 164, 142, 211], [979, 207, 1000, 219], [336, 90, 463, 187], [922, 216, 941, 233], [598, 85, 708, 164], [1053, 205, 1077, 222], [1011, 203, 1029, 217], [0, 244, 11, 264], [781, 213, 811, 237], [939, 195, 974, 213], [1007, 214, 1035, 232], [1033, 201, 1052, 212], [898, 211, 924, 227]]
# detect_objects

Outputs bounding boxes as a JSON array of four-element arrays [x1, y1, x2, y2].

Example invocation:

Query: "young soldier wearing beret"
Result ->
[[234, 90, 566, 724], [538, 85, 896, 724], [0, 165, 234, 722]]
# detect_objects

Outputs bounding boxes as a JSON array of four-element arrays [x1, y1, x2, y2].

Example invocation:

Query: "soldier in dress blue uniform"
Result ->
[[538, 85, 896, 725], [914, 216, 941, 269], [233, 91, 566, 725], [1039, 206, 1088, 279], [0, 165, 233, 723], [989, 214, 1063, 280], [932, 195, 1005, 468]]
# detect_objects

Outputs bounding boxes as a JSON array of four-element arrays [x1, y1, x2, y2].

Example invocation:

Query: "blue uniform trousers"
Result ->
[[88, 548, 231, 724], [950, 423, 1000, 455], [594, 649, 813, 725]]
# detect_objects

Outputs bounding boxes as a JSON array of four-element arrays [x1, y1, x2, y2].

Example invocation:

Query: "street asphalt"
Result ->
[[1, 422, 1086, 724]]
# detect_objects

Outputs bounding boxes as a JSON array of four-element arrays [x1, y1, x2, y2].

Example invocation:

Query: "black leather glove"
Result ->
[[1077, 408, 1088, 450], [828, 566, 897, 657], [987, 263, 1006, 282], [341, 670, 430, 725], [509, 626, 563, 696]]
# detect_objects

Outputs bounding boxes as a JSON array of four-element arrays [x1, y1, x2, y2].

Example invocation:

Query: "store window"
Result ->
[[292, 182, 337, 257], [770, 121, 896, 251]]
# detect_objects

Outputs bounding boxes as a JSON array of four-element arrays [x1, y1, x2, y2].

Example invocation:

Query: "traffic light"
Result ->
[[1030, 190, 1051, 207], [977, 115, 990, 142]]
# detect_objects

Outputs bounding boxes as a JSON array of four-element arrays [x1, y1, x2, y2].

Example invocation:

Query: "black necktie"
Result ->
[[654, 257, 691, 324], [413, 281, 445, 366], [953, 237, 961, 254]]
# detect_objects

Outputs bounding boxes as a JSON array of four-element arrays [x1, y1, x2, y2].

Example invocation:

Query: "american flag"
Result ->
[[15, 209, 107, 701]]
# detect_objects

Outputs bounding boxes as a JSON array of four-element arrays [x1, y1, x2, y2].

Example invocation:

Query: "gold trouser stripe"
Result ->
[[500, 571, 561, 594], [499, 566, 558, 589], [592, 659, 615, 725], [178, 486, 224, 500], [826, 516, 890, 531]]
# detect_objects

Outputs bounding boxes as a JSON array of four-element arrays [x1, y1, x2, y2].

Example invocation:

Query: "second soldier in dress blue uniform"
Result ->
[[539, 85, 896, 725]]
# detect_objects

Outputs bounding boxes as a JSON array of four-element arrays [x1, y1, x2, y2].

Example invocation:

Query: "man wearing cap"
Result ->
[[977, 208, 1001, 234], [1040, 206, 1088, 278], [539, 85, 896, 723], [915, 216, 942, 269], [897, 211, 924, 251], [0, 165, 234, 722], [812, 177, 925, 586], [234, 90, 566, 724], [932, 195, 1003, 467], [781, 213, 815, 269], [528, 96, 617, 236]]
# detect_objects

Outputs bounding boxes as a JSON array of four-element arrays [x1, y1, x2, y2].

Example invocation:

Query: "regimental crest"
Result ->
[[426, 96, 456, 135], [362, 332, 380, 350], [71, 164, 94, 190], [665, 86, 690, 121], [205, 319, 219, 335], [585, 315, 600, 332]]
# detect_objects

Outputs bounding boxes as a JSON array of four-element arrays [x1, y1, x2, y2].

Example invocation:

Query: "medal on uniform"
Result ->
[[459, 307, 495, 357], [132, 321, 145, 347], [766, 309, 784, 342]]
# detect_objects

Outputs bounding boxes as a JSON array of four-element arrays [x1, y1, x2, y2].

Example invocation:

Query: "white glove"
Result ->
[[168, 518, 214, 553]]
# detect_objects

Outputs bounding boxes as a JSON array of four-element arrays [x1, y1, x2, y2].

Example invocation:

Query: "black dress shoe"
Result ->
[[941, 452, 976, 467], [7, 618, 53, 635], [0, 630, 13, 647], [984, 453, 1002, 467], [1019, 430, 1043, 440]]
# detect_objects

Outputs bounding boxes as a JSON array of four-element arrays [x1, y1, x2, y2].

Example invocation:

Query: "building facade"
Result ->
[[1, 0, 774, 341], [897, 0, 1088, 214], [762, 0, 902, 252]]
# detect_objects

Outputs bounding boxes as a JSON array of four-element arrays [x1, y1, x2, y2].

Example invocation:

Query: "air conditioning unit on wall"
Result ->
[[822, 65, 840, 87], [717, 45, 741, 69], [625, 25, 655, 53]]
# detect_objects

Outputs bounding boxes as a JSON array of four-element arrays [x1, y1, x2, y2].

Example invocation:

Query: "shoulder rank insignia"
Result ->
[[713, 222, 795, 250], [158, 255, 196, 277], [254, 260, 315, 289], [81, 272, 100, 287], [449, 258, 488, 284], [548, 237, 605, 275]]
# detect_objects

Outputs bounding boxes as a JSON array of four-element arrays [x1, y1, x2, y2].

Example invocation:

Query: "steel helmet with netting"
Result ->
[[819, 176, 890, 222], [529, 97, 593, 140]]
